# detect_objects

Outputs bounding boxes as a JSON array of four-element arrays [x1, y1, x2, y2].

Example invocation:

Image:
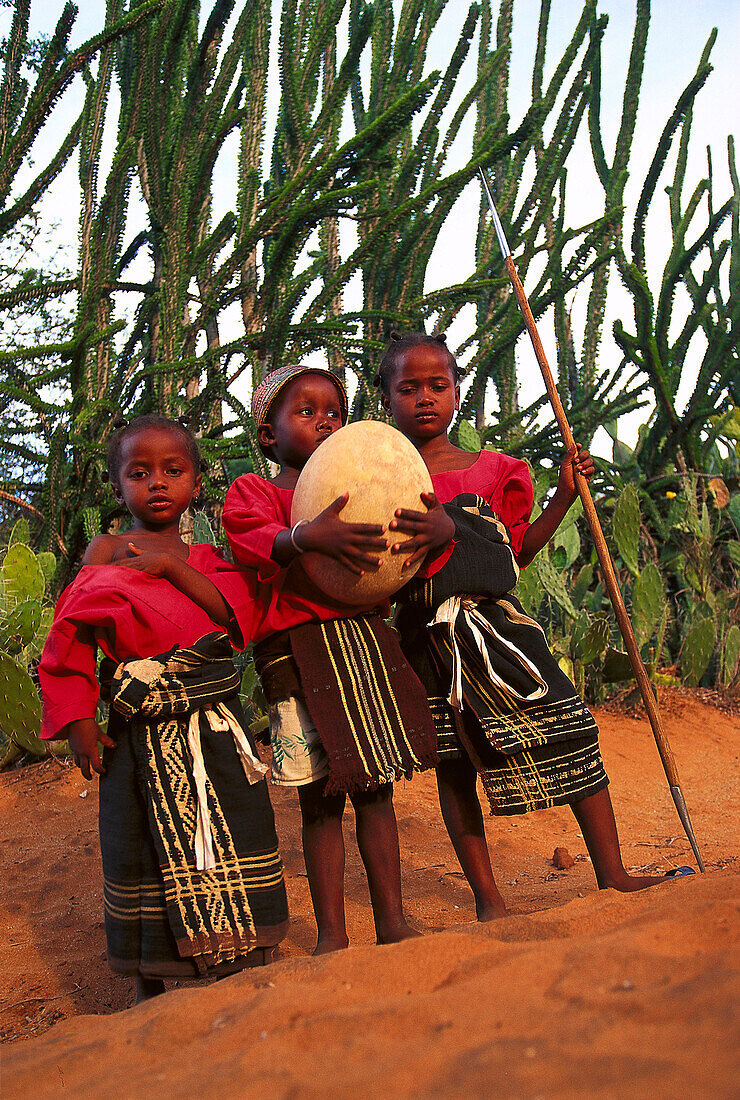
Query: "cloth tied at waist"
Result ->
[[111, 631, 267, 871], [429, 595, 548, 711]]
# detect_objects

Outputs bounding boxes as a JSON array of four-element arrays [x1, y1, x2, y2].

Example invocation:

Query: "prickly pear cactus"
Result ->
[[536, 551, 577, 619], [457, 421, 481, 453], [515, 562, 543, 616], [552, 521, 581, 570], [0, 599, 41, 654], [612, 484, 641, 576], [0, 652, 44, 754], [633, 563, 668, 647], [1, 544, 45, 606], [580, 616, 610, 665], [192, 510, 217, 545], [9, 518, 30, 546], [722, 624, 740, 686], [0, 535, 57, 764], [37, 551, 57, 585], [680, 617, 716, 687]]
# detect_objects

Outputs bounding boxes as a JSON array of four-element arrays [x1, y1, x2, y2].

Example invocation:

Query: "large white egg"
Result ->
[[291, 421, 433, 604]]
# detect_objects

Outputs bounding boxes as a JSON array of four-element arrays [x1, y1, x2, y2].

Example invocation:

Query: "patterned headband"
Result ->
[[251, 363, 349, 427]]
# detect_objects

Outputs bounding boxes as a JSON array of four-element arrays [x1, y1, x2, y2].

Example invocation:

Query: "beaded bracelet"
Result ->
[[290, 520, 308, 553]]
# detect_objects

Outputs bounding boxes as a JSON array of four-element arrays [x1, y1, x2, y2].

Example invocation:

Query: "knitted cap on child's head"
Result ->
[[251, 364, 349, 429]]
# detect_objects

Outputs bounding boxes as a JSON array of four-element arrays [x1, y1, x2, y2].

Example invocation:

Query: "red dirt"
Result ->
[[1, 691, 737, 1097]]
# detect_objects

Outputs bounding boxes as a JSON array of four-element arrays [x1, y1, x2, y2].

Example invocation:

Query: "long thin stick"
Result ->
[[479, 169, 705, 872]]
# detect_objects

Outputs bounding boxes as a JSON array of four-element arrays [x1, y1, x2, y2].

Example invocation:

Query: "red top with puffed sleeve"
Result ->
[[222, 474, 385, 642], [38, 544, 259, 740]]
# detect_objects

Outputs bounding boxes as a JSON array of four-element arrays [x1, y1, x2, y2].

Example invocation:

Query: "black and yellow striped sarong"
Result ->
[[99, 633, 288, 978], [395, 495, 608, 816], [256, 614, 438, 796]]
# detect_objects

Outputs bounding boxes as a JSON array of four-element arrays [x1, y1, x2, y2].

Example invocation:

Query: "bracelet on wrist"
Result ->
[[289, 520, 308, 554]]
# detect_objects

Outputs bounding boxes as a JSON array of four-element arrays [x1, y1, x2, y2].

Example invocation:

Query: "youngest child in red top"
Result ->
[[222, 364, 437, 955]]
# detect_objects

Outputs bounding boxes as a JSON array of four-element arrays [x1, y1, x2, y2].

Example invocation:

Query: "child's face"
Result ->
[[259, 374, 344, 470], [382, 344, 459, 443], [113, 427, 200, 529]]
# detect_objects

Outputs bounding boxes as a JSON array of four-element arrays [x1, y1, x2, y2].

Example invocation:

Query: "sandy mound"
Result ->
[[1, 692, 738, 1097]]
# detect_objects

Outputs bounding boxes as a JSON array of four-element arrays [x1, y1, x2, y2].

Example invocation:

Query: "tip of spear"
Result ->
[[477, 167, 511, 259]]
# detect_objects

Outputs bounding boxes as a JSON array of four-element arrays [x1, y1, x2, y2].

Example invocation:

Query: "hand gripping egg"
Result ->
[[291, 420, 433, 604]]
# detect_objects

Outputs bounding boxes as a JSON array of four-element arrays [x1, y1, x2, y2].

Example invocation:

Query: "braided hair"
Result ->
[[106, 414, 202, 487], [374, 330, 464, 394]]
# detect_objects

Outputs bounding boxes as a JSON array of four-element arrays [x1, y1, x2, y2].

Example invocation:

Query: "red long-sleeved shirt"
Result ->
[[38, 544, 259, 740]]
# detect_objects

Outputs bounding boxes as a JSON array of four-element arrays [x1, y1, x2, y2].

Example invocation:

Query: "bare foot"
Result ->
[[313, 934, 349, 956], [599, 873, 668, 892], [376, 919, 422, 945], [135, 976, 166, 1004], [476, 899, 507, 921]]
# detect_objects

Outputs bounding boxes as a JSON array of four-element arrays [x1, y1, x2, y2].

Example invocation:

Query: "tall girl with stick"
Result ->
[[378, 332, 692, 918]]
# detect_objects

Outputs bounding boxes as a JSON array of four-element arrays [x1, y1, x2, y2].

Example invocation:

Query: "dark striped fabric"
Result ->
[[287, 614, 439, 794], [100, 633, 288, 978], [395, 494, 608, 815]]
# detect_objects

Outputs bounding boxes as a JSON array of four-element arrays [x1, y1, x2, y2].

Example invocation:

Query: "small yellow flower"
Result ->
[[666, 490, 676, 499]]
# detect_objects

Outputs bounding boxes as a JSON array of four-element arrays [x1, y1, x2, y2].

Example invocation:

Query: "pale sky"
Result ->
[[5, 0, 738, 453]]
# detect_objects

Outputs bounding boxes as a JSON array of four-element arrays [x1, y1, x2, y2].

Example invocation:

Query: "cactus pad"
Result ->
[[1, 544, 45, 606], [633, 562, 668, 646], [0, 652, 44, 754], [681, 617, 715, 687], [514, 564, 543, 616], [536, 552, 577, 619], [612, 484, 641, 575], [0, 599, 41, 654], [457, 420, 481, 453], [37, 552, 57, 584], [9, 518, 30, 546], [723, 624, 740, 686], [192, 510, 217, 545], [581, 616, 610, 665]]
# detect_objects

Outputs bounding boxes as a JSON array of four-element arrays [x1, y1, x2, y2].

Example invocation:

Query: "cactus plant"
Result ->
[[612, 484, 641, 576], [0, 600, 41, 654], [723, 624, 740, 687], [0, 534, 58, 765], [680, 616, 716, 687], [632, 562, 668, 648], [1, 544, 45, 606], [0, 652, 44, 756], [192, 510, 217, 546], [457, 421, 482, 454]]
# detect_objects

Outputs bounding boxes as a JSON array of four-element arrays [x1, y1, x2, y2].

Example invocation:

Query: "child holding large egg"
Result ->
[[222, 364, 438, 954], [378, 331, 677, 919]]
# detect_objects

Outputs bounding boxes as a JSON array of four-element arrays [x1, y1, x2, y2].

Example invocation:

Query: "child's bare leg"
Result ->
[[351, 784, 420, 944], [436, 758, 507, 920], [135, 976, 165, 1004], [298, 778, 350, 954], [570, 787, 664, 891]]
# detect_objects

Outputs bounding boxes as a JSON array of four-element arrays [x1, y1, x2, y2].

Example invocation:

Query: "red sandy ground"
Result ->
[[0, 690, 738, 1098]]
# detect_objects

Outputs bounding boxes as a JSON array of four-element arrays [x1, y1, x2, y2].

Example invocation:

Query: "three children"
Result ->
[[40, 339, 686, 1000]]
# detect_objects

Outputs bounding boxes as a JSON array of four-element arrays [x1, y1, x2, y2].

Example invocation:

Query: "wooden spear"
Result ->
[[478, 168, 705, 872]]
